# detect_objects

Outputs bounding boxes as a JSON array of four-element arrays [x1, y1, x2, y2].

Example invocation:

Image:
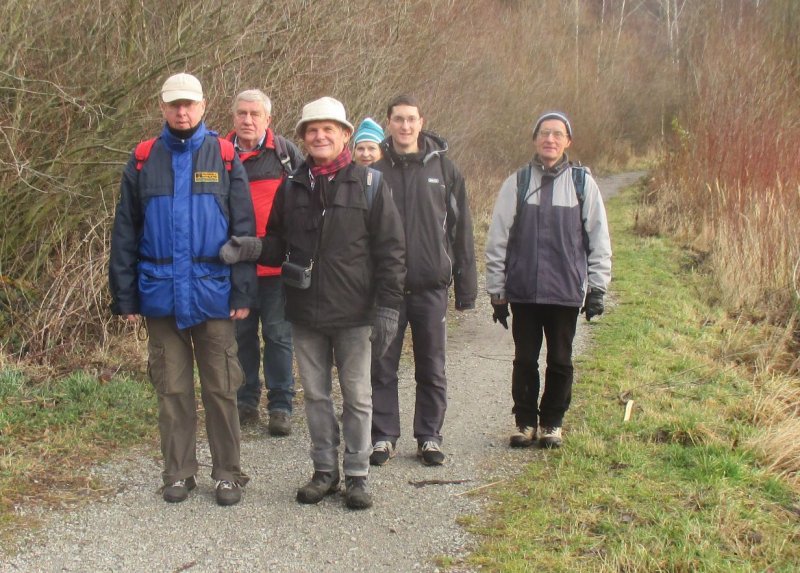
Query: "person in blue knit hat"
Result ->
[[352, 117, 384, 166]]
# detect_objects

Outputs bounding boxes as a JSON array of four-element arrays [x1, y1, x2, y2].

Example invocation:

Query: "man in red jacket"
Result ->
[[227, 89, 303, 435]]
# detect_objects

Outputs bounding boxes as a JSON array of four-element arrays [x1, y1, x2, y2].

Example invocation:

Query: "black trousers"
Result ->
[[510, 303, 579, 428], [371, 288, 449, 446]]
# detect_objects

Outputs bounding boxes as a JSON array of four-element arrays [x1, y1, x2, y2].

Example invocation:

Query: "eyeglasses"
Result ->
[[389, 115, 421, 126], [537, 129, 568, 141]]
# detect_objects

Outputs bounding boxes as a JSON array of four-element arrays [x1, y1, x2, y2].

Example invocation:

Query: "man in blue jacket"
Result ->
[[109, 73, 257, 506]]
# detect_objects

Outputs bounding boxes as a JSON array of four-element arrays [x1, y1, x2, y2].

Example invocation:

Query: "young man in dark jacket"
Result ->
[[109, 73, 256, 506], [226, 89, 303, 436], [369, 94, 478, 467], [219, 97, 406, 510]]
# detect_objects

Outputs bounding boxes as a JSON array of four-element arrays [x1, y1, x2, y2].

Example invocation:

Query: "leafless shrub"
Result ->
[[0, 0, 686, 368]]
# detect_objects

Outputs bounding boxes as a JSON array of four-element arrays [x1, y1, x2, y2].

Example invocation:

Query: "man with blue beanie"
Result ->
[[352, 117, 384, 166], [110, 73, 257, 506]]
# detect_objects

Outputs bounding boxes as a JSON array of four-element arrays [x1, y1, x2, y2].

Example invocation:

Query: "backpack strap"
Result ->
[[135, 136, 234, 171], [217, 137, 235, 172], [365, 167, 382, 209], [134, 138, 158, 170], [571, 164, 586, 207], [273, 134, 293, 175], [515, 164, 532, 216]]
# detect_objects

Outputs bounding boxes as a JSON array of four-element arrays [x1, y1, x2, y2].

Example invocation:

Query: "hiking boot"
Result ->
[[268, 410, 292, 436], [417, 441, 445, 466], [344, 476, 373, 510], [162, 476, 196, 503], [215, 480, 242, 506], [509, 426, 536, 448], [238, 403, 260, 426], [369, 441, 396, 466], [539, 426, 563, 449], [296, 471, 340, 504]]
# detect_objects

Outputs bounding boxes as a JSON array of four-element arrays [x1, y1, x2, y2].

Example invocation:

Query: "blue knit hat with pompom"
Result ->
[[353, 117, 384, 145]]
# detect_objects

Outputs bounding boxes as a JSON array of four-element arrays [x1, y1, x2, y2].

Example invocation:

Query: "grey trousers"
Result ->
[[292, 324, 372, 477], [146, 317, 248, 486]]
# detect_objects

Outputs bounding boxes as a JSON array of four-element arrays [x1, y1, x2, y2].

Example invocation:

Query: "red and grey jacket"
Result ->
[[225, 129, 303, 277], [109, 122, 257, 329]]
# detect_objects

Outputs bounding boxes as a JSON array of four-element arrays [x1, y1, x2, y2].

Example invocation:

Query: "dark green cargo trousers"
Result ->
[[146, 317, 249, 486]]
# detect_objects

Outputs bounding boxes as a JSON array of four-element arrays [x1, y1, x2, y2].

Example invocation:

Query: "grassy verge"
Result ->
[[460, 185, 800, 572], [0, 368, 157, 539]]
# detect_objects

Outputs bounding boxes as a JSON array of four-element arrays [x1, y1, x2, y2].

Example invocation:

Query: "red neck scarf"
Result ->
[[309, 147, 352, 178]]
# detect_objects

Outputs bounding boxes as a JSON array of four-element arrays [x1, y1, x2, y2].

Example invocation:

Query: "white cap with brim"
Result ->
[[161, 73, 204, 103], [295, 97, 354, 137]]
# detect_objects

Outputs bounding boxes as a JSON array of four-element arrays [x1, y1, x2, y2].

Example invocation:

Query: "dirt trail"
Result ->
[[1, 172, 645, 573]]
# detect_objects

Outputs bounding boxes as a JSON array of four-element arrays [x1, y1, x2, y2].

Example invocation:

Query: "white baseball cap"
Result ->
[[295, 97, 354, 137], [161, 73, 203, 103]]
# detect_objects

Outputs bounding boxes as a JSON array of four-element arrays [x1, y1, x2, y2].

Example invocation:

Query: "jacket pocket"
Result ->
[[192, 265, 232, 320], [138, 264, 174, 317]]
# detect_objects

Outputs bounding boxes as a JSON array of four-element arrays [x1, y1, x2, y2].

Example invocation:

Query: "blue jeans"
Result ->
[[292, 324, 372, 477], [235, 276, 295, 413]]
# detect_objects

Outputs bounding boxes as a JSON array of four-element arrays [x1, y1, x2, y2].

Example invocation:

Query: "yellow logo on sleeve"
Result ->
[[194, 171, 220, 183]]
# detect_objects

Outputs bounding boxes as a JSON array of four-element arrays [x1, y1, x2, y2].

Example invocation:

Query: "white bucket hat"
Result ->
[[295, 97, 354, 137], [161, 73, 203, 103]]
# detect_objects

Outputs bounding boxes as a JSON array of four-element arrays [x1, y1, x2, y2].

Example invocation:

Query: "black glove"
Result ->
[[491, 303, 509, 329], [219, 236, 262, 264], [582, 289, 604, 321], [370, 307, 399, 358]]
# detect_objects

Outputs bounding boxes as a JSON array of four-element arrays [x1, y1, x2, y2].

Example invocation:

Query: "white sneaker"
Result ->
[[509, 426, 536, 448], [539, 426, 563, 448], [369, 441, 396, 466]]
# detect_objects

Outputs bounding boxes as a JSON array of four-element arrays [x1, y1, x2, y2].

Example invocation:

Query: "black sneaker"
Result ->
[[215, 480, 242, 506], [369, 441, 396, 466], [344, 476, 373, 510], [162, 476, 196, 503], [296, 471, 340, 504], [268, 410, 292, 436], [238, 404, 260, 426], [417, 441, 445, 466], [509, 426, 536, 448]]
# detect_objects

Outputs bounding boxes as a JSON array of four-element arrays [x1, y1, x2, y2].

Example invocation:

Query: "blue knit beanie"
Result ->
[[353, 117, 384, 145]]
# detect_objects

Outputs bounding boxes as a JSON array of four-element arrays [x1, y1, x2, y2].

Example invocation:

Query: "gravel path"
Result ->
[[1, 172, 644, 573]]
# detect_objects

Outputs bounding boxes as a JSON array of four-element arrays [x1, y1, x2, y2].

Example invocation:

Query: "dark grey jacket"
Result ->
[[258, 161, 406, 329], [374, 131, 477, 309]]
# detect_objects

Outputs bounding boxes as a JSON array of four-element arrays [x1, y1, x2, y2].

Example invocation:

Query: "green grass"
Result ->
[[0, 368, 157, 533], [461, 185, 800, 572]]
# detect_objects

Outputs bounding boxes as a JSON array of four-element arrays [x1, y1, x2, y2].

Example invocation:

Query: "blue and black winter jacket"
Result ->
[[109, 122, 257, 329]]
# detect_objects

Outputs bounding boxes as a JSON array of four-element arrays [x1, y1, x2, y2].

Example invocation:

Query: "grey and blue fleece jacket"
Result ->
[[485, 156, 611, 307], [109, 122, 257, 329]]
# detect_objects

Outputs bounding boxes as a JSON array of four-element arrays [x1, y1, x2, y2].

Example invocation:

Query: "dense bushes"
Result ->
[[0, 0, 708, 366]]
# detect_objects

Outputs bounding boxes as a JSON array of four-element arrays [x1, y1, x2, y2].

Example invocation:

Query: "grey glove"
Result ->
[[370, 306, 399, 359], [219, 236, 262, 264], [581, 289, 605, 321]]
